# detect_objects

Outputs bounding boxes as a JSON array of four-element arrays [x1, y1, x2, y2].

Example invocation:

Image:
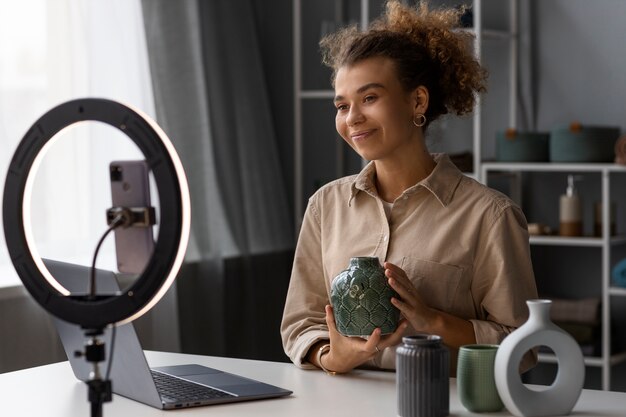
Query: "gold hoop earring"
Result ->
[[413, 113, 426, 128]]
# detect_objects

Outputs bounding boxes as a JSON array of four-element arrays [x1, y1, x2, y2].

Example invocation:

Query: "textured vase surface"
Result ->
[[457, 344, 504, 412], [397, 335, 449, 417], [494, 299, 585, 417], [330, 257, 399, 336]]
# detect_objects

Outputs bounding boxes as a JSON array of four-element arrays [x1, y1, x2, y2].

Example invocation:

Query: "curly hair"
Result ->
[[320, 0, 487, 127]]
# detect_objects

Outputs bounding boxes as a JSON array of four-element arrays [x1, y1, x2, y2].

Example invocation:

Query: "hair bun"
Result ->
[[320, 0, 487, 122]]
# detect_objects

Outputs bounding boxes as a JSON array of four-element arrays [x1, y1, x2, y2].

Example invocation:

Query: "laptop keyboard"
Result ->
[[151, 370, 236, 403]]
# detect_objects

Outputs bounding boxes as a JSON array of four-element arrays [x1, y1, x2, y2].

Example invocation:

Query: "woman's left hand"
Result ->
[[384, 261, 436, 332]]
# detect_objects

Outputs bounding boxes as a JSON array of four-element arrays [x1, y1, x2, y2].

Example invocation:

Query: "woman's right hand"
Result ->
[[320, 304, 407, 373]]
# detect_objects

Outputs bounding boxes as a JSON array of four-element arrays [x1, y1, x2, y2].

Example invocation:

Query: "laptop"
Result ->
[[45, 259, 292, 410]]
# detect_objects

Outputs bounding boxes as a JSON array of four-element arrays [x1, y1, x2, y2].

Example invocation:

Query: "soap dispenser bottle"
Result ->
[[559, 175, 582, 237]]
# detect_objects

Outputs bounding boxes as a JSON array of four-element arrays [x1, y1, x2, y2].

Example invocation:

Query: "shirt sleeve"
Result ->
[[280, 195, 330, 368], [469, 203, 538, 370]]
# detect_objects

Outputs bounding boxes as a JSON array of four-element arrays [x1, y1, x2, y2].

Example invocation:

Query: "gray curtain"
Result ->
[[141, 0, 293, 358]]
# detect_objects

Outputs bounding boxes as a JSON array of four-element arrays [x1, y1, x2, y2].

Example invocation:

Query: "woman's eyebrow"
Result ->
[[334, 82, 385, 103]]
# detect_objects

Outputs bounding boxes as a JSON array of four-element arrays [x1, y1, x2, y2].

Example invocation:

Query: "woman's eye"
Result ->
[[364, 95, 377, 103], [336, 104, 348, 111]]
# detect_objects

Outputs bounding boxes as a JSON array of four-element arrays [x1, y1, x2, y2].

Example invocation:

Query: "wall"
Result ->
[[533, 0, 626, 132]]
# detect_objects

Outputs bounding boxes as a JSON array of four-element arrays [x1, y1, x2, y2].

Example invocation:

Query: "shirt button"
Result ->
[[383, 235, 388, 242]]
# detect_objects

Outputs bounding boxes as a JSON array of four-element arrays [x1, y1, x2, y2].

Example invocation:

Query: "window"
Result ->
[[0, 0, 156, 287]]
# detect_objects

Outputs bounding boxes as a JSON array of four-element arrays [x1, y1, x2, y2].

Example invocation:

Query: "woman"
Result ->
[[281, 0, 537, 374]]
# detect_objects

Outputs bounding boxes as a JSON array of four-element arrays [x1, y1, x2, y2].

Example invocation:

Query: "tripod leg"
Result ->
[[88, 378, 112, 417]]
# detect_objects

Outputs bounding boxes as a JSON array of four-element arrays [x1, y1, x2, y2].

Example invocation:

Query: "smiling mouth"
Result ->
[[350, 130, 375, 142]]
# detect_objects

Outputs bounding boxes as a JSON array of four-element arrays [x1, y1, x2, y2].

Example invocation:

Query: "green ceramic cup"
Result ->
[[457, 344, 504, 413]]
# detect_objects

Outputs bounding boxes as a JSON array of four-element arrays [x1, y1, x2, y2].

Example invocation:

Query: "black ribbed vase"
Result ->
[[397, 335, 449, 417]]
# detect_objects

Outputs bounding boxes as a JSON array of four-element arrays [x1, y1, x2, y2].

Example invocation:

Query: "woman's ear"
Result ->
[[413, 86, 429, 114]]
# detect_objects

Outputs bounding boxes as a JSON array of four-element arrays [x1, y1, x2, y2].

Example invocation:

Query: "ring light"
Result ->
[[2, 98, 191, 329]]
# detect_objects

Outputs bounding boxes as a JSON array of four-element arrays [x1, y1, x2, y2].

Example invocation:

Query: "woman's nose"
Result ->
[[346, 105, 365, 126]]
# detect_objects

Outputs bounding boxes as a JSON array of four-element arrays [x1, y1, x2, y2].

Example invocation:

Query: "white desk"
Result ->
[[2, 351, 625, 416]]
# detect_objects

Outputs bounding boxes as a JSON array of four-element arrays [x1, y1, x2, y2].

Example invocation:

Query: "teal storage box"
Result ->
[[550, 123, 620, 162], [496, 129, 549, 162]]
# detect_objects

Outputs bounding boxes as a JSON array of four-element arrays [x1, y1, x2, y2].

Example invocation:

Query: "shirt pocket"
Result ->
[[400, 257, 464, 312]]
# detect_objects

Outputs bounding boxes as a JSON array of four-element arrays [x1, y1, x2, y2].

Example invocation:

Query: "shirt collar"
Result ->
[[349, 153, 463, 207]]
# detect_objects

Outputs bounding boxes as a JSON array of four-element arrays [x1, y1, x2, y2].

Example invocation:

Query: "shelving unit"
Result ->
[[483, 162, 626, 390]]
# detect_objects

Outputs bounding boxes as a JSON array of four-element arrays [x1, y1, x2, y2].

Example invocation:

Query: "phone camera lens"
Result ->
[[110, 165, 123, 182]]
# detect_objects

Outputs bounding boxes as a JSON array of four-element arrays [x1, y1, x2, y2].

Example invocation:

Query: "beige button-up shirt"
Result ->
[[281, 154, 538, 370]]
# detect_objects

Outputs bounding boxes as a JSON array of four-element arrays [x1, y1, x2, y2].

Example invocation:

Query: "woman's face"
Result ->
[[334, 56, 424, 162]]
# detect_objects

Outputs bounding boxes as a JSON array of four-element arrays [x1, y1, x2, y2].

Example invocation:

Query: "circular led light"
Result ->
[[3, 98, 190, 328]]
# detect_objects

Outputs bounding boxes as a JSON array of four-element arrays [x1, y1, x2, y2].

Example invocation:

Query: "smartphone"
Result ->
[[109, 160, 155, 274]]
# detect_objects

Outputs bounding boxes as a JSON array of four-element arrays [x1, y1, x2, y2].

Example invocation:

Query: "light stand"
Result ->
[[3, 98, 191, 416], [75, 328, 112, 417]]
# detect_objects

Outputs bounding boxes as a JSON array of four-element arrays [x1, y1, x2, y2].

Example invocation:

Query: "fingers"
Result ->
[[325, 302, 408, 358], [384, 262, 416, 302], [390, 295, 410, 314], [381, 319, 408, 347], [363, 327, 382, 353], [388, 277, 415, 306], [366, 320, 409, 353], [383, 261, 402, 272], [325, 305, 339, 334], [384, 261, 408, 279], [384, 262, 412, 288]]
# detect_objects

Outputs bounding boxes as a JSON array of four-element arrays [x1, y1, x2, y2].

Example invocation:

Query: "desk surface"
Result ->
[[2, 351, 625, 416]]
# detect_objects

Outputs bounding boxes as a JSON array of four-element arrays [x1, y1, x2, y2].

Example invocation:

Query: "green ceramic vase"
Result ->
[[330, 257, 400, 336], [457, 344, 504, 413]]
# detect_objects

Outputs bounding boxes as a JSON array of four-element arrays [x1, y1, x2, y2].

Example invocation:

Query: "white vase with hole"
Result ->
[[494, 299, 585, 417]]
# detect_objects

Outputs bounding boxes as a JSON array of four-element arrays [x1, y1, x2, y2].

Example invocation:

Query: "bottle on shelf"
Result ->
[[593, 201, 616, 237], [559, 175, 583, 237]]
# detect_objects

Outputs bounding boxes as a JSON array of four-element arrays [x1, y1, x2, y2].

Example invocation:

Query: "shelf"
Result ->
[[538, 351, 626, 367], [299, 90, 334, 100], [483, 162, 626, 173], [484, 161, 626, 391], [529, 235, 626, 247], [609, 287, 626, 297], [455, 27, 515, 40], [539, 353, 601, 367], [483, 29, 516, 40]]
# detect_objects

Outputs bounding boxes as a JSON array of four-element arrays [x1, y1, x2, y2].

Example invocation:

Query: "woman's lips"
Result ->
[[350, 129, 375, 142]]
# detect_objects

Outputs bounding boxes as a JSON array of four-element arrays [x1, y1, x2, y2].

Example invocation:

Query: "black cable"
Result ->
[[89, 213, 125, 298], [89, 212, 127, 382]]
